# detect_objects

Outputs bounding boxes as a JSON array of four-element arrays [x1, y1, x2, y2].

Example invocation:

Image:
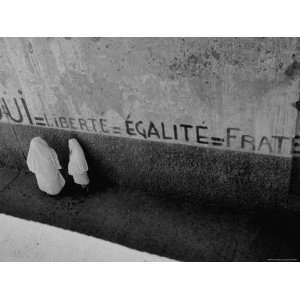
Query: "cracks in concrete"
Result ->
[[0, 168, 21, 192]]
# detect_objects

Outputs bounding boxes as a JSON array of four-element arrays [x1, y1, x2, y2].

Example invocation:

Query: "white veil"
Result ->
[[27, 137, 62, 174], [68, 138, 88, 175]]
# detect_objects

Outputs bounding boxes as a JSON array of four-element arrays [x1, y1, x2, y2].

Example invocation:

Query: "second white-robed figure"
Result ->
[[68, 138, 90, 188]]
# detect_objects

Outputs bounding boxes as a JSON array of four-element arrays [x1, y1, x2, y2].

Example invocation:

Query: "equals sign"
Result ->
[[112, 126, 121, 134], [211, 137, 224, 146], [34, 116, 46, 126]]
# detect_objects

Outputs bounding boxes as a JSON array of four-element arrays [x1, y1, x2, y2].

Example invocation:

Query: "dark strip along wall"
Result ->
[[0, 122, 293, 209]]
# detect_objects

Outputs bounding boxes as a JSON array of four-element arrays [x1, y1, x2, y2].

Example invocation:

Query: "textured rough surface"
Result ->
[[0, 123, 292, 208], [0, 37, 299, 155], [0, 168, 19, 191]]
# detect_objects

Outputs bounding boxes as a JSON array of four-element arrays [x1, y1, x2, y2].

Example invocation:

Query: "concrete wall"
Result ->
[[0, 37, 300, 208]]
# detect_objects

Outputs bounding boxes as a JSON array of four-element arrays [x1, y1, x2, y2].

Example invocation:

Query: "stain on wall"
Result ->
[[0, 37, 298, 156]]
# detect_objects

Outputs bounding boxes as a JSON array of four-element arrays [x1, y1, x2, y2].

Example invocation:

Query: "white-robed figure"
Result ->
[[27, 137, 65, 195], [68, 138, 90, 189]]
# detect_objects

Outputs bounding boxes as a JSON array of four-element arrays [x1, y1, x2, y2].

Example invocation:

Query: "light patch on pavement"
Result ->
[[0, 214, 174, 261]]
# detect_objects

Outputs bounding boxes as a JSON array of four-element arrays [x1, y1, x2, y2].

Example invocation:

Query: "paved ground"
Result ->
[[0, 213, 172, 261], [1, 167, 300, 261], [0, 168, 19, 192]]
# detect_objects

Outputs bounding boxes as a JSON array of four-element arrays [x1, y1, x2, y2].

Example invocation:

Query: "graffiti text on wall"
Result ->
[[0, 90, 299, 157]]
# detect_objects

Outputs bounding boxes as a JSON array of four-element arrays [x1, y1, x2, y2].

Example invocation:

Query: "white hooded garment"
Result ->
[[27, 137, 65, 195], [68, 138, 89, 185]]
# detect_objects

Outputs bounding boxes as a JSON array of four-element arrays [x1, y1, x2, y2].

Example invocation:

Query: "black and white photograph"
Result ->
[[2, 36, 300, 262], [0, 1, 299, 299]]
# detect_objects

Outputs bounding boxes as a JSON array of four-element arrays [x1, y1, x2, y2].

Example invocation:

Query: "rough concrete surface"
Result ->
[[0, 167, 19, 191], [0, 38, 298, 156], [1, 167, 300, 261], [0, 123, 292, 209]]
